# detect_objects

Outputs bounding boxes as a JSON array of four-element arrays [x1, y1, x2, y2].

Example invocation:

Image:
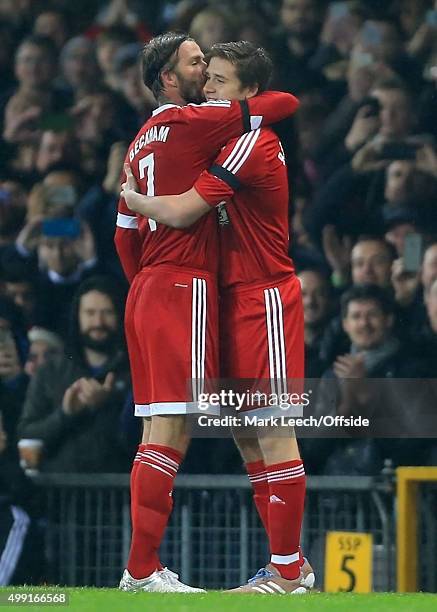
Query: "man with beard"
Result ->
[[114, 32, 299, 593], [17, 276, 131, 473]]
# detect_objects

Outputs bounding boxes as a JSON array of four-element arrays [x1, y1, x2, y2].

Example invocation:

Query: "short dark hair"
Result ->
[[142, 31, 193, 98], [96, 25, 136, 48], [67, 275, 126, 363], [341, 284, 394, 319], [206, 41, 272, 93], [354, 235, 397, 261]]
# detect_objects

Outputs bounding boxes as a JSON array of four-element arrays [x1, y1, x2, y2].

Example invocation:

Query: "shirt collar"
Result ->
[[152, 103, 179, 117], [47, 267, 83, 285]]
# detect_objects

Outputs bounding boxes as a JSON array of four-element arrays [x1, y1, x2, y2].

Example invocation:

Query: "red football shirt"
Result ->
[[194, 127, 295, 289], [115, 93, 299, 282]]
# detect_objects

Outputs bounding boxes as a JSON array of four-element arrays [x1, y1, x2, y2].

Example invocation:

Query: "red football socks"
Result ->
[[130, 443, 164, 571], [266, 459, 306, 580], [127, 443, 182, 579], [130, 443, 147, 521], [246, 460, 269, 533]]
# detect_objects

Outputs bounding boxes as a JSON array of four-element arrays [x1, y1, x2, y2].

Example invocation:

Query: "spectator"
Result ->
[[311, 0, 367, 74], [18, 276, 131, 473], [311, 285, 430, 474], [35, 219, 99, 334], [35, 128, 79, 177], [298, 267, 332, 377], [384, 208, 418, 257], [33, 10, 69, 50], [2, 34, 67, 116], [352, 17, 424, 92], [398, 0, 430, 42], [11, 216, 99, 334], [391, 241, 437, 337], [323, 234, 395, 291], [26, 169, 83, 221], [88, 0, 153, 42], [78, 141, 127, 280], [270, 0, 326, 94], [112, 43, 155, 129], [58, 37, 100, 100], [0, 0, 32, 38], [95, 26, 137, 91], [384, 159, 415, 206], [189, 6, 235, 51], [320, 236, 397, 364], [236, 14, 269, 47], [24, 327, 63, 378], [72, 89, 126, 178], [350, 236, 395, 288], [1, 258, 38, 328]]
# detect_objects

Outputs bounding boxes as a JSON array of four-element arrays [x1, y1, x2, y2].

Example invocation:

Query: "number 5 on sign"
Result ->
[[325, 531, 372, 592]]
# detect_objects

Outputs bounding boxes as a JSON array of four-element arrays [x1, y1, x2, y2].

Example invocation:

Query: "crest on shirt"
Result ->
[[217, 201, 230, 227]]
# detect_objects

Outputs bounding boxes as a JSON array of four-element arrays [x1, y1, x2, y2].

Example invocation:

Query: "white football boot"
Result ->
[[119, 568, 205, 593], [159, 567, 206, 593], [119, 568, 173, 592]]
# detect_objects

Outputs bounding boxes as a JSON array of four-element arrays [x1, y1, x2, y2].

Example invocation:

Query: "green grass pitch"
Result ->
[[2, 588, 437, 612]]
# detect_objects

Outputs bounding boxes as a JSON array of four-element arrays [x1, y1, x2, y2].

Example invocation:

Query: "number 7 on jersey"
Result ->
[[139, 153, 157, 231]]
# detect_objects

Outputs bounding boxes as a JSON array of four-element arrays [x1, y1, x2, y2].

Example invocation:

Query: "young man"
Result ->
[[115, 33, 300, 593], [121, 41, 313, 595]]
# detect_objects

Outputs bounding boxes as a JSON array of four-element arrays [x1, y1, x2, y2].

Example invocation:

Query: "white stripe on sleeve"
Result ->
[[229, 129, 260, 174], [117, 212, 138, 229], [222, 130, 261, 175]]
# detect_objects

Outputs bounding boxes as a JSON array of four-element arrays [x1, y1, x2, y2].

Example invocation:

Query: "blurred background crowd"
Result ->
[[0, 0, 437, 501]]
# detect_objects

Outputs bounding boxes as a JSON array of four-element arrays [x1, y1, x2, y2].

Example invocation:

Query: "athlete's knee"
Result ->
[[149, 415, 190, 455], [232, 428, 263, 463], [258, 432, 301, 464], [141, 418, 151, 444]]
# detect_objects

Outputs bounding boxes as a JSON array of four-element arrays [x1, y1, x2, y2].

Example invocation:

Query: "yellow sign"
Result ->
[[325, 531, 372, 593]]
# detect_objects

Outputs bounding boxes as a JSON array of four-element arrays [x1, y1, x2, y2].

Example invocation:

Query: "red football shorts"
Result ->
[[125, 264, 219, 416], [220, 274, 304, 413]]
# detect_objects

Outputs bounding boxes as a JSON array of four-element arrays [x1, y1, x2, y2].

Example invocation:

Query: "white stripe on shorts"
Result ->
[[264, 287, 287, 397], [192, 278, 207, 401]]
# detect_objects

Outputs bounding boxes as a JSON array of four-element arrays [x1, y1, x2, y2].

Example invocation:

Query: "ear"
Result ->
[[245, 84, 259, 99], [160, 68, 178, 92]]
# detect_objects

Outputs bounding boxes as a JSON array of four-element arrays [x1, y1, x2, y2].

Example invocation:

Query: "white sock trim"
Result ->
[[271, 552, 300, 565]]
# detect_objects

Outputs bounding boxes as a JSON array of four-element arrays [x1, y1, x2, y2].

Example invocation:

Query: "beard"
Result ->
[[80, 328, 119, 354], [175, 69, 206, 105]]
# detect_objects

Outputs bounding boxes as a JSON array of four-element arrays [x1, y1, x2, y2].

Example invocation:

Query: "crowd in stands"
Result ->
[[0, 0, 437, 507]]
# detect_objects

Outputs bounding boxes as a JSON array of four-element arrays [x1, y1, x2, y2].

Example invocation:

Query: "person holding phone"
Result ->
[[9, 216, 99, 335]]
